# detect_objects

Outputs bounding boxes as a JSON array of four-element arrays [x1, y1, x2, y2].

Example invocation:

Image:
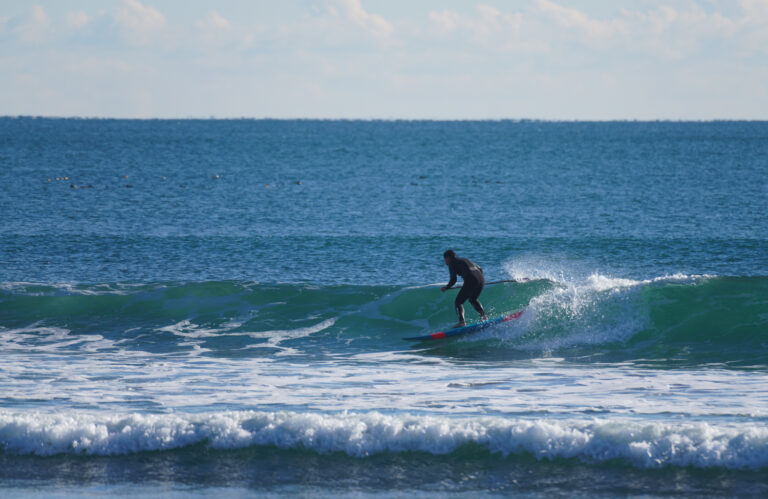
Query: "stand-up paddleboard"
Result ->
[[403, 310, 524, 341]]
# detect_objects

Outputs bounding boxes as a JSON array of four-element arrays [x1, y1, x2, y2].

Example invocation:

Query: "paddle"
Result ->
[[444, 278, 528, 289]]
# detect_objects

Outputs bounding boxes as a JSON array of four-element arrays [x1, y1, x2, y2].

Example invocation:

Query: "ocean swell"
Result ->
[[1, 276, 767, 364]]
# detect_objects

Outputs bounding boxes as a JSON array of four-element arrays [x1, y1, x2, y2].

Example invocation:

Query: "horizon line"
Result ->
[[3, 115, 768, 123]]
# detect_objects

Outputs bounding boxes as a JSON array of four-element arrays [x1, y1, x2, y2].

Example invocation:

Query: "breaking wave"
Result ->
[[1, 410, 767, 470]]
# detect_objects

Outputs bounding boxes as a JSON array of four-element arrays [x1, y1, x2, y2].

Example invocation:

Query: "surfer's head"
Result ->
[[443, 250, 456, 265]]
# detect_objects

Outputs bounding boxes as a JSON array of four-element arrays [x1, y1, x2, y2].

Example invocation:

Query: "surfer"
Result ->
[[441, 250, 488, 328]]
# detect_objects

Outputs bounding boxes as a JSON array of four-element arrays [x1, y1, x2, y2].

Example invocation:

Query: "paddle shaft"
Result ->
[[445, 278, 526, 289]]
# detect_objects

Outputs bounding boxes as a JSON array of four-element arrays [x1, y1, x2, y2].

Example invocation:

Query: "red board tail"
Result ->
[[503, 311, 524, 321]]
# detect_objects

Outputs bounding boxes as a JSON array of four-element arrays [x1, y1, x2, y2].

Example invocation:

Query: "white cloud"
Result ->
[[66, 11, 91, 30], [426, 5, 525, 51], [421, 0, 768, 60], [272, 0, 397, 51], [193, 11, 264, 52], [477, 4, 501, 20], [114, 0, 165, 44], [429, 10, 460, 32], [333, 0, 394, 41], [534, 0, 626, 39], [740, 0, 768, 19], [199, 12, 231, 31], [16, 5, 50, 44], [738, 1, 768, 56]]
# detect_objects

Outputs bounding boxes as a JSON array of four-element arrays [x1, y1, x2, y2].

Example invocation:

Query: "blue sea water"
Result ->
[[1, 118, 767, 497]]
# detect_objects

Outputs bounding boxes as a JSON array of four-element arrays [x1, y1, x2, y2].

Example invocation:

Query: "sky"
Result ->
[[0, 0, 766, 119]]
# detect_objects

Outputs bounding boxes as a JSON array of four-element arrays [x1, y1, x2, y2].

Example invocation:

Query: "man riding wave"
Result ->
[[441, 250, 488, 328]]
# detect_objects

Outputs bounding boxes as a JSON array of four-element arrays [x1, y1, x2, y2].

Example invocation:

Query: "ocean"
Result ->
[[1, 118, 767, 497]]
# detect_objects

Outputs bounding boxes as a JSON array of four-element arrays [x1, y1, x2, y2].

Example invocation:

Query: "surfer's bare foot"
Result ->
[[481, 315, 488, 321], [452, 321, 466, 328]]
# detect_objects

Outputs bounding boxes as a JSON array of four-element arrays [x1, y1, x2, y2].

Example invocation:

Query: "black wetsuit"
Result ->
[[446, 257, 485, 319]]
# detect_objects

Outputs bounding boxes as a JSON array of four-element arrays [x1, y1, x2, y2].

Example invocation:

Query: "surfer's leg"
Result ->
[[454, 287, 470, 327], [469, 285, 487, 320], [469, 299, 486, 320], [454, 303, 465, 325]]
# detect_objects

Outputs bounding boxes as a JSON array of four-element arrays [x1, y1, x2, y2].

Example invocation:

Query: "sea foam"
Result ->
[[1, 410, 766, 470]]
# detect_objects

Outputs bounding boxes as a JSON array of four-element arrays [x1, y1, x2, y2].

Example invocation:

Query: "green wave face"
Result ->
[[1, 276, 767, 367]]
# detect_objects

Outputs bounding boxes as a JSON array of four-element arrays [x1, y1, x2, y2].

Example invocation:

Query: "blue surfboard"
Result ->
[[403, 310, 524, 341]]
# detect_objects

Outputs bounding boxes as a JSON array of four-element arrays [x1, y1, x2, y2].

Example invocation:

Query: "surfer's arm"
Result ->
[[442, 269, 457, 291]]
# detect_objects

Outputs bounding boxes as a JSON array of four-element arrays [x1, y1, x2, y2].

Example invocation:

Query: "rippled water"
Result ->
[[1, 119, 767, 496]]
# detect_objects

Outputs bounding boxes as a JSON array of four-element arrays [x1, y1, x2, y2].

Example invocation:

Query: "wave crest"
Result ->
[[1, 410, 767, 470]]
